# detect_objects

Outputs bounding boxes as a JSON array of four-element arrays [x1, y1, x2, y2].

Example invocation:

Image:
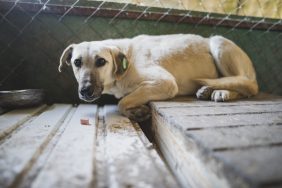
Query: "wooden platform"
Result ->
[[1, 94, 282, 188], [150, 94, 282, 188], [0, 104, 179, 188]]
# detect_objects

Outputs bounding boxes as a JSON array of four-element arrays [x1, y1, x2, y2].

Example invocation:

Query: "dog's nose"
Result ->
[[80, 87, 93, 97]]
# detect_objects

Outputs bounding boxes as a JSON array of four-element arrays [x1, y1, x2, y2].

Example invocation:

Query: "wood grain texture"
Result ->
[[95, 105, 179, 188], [187, 125, 282, 150], [0, 104, 178, 188], [158, 103, 282, 116], [0, 104, 72, 188], [215, 147, 282, 186], [151, 94, 282, 188], [152, 94, 282, 108], [174, 112, 282, 129], [0, 105, 46, 140], [152, 110, 232, 188], [32, 104, 97, 188]]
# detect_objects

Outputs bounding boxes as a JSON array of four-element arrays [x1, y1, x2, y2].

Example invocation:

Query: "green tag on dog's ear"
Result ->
[[122, 58, 128, 70]]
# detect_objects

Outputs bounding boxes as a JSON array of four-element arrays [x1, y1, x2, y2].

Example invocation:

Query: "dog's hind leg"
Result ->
[[195, 36, 258, 102]]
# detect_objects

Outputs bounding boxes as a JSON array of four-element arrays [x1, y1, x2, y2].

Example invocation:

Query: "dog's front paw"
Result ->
[[196, 86, 214, 100], [211, 90, 230, 102], [211, 90, 241, 102], [124, 105, 151, 122]]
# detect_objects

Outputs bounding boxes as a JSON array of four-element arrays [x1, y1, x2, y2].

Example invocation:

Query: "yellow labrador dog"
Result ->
[[59, 34, 258, 121]]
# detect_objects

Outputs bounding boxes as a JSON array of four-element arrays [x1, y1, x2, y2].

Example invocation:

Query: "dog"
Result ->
[[59, 34, 259, 122]]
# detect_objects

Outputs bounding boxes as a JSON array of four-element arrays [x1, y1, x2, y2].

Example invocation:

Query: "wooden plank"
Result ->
[[0, 104, 72, 188], [173, 112, 282, 129], [187, 125, 282, 150], [0, 105, 46, 140], [19, 107, 78, 188], [150, 95, 282, 188], [158, 103, 282, 116], [98, 105, 179, 188], [215, 146, 282, 186], [151, 109, 233, 188], [131, 121, 179, 186], [153, 100, 282, 108], [152, 93, 282, 108], [32, 104, 97, 188]]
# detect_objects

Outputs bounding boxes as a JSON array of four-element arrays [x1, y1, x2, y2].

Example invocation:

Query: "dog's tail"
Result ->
[[195, 76, 258, 97]]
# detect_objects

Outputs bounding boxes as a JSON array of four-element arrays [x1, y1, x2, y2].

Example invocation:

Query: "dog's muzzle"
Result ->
[[80, 86, 93, 98], [79, 86, 102, 102]]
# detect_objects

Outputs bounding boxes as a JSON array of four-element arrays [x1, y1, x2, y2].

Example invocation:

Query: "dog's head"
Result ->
[[59, 42, 130, 102]]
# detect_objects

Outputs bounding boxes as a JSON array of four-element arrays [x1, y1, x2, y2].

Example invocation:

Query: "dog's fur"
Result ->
[[59, 34, 259, 121]]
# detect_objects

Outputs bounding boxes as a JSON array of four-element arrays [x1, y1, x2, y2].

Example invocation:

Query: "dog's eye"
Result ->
[[95, 58, 106, 67], [74, 59, 82, 68]]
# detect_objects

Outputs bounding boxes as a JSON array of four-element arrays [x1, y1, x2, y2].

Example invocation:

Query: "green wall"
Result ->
[[0, 9, 281, 104]]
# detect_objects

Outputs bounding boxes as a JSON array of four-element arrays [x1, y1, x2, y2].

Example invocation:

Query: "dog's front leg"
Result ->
[[118, 80, 178, 122]]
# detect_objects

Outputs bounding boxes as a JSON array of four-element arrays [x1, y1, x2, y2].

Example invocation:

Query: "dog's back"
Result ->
[[130, 34, 218, 95], [131, 34, 258, 100]]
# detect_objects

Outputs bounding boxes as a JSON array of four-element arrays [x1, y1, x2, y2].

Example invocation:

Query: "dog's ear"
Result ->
[[58, 44, 74, 72], [110, 47, 130, 80]]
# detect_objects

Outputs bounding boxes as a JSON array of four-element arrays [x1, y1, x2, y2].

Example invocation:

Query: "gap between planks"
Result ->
[[92, 105, 179, 188]]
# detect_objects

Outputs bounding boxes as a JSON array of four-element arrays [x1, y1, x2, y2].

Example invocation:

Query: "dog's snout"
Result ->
[[80, 86, 93, 97]]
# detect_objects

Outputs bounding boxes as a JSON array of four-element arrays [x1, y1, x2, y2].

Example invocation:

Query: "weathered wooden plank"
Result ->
[[187, 125, 282, 150], [158, 103, 282, 116], [32, 104, 97, 188], [0, 104, 72, 188], [151, 95, 282, 188], [131, 120, 180, 186], [153, 100, 282, 108], [0, 105, 46, 140], [215, 146, 282, 186], [151, 109, 233, 188], [100, 105, 179, 188], [173, 112, 282, 130], [19, 107, 77, 188], [152, 93, 282, 108]]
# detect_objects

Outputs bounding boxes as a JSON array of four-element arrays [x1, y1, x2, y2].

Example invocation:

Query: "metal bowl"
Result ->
[[0, 89, 45, 108]]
